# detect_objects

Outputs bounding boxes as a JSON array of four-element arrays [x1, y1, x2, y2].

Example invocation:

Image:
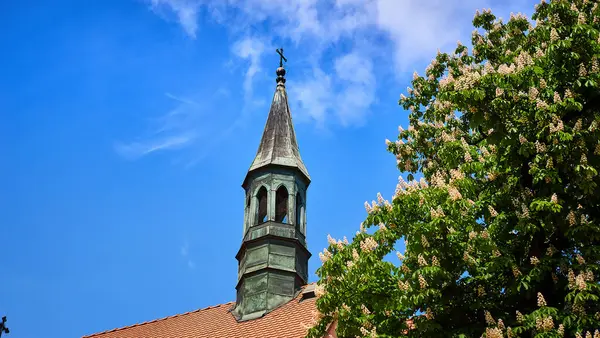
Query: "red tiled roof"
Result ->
[[83, 285, 328, 338]]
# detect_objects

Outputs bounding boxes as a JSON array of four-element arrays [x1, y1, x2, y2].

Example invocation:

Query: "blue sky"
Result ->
[[1, 0, 537, 337]]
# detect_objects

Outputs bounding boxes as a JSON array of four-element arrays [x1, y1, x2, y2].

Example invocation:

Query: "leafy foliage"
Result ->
[[307, 0, 600, 337]]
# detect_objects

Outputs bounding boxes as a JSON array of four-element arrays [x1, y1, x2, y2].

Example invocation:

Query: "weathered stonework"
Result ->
[[233, 65, 311, 321]]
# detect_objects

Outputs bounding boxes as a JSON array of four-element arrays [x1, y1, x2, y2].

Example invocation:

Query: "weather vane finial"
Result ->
[[276, 48, 287, 68]]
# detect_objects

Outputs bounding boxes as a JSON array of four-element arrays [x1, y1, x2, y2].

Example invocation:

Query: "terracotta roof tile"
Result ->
[[83, 285, 324, 338]]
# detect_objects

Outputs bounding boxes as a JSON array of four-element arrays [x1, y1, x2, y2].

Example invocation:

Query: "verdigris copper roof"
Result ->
[[247, 66, 310, 181]]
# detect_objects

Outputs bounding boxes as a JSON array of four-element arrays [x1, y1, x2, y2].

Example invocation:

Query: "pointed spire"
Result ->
[[245, 49, 310, 182], [236, 49, 312, 321]]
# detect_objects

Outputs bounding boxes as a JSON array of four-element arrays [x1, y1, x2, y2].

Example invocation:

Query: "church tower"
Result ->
[[233, 50, 311, 321]]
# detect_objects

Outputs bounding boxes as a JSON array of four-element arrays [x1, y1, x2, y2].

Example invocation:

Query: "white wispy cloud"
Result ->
[[288, 66, 332, 127], [149, 0, 202, 39], [146, 0, 537, 128], [286, 51, 375, 127], [333, 51, 376, 126], [114, 92, 201, 160], [231, 37, 268, 101], [114, 134, 195, 160], [165, 92, 199, 106], [180, 240, 195, 269], [114, 90, 238, 163]]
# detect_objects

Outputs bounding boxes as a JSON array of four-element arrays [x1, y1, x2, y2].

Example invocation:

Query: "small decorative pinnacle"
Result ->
[[276, 48, 287, 85]]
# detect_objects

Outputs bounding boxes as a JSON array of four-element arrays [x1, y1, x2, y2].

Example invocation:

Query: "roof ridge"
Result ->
[[82, 301, 235, 338]]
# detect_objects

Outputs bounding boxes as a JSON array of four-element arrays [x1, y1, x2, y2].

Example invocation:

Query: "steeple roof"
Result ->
[[246, 66, 310, 182]]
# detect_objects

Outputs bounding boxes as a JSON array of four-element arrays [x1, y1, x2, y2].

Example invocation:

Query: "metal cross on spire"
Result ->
[[0, 316, 9, 337], [276, 48, 287, 67]]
